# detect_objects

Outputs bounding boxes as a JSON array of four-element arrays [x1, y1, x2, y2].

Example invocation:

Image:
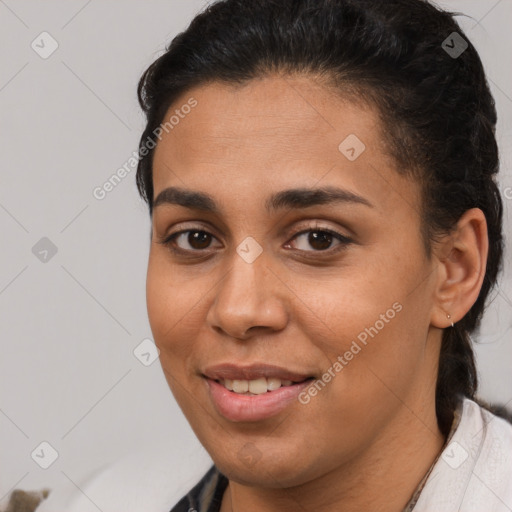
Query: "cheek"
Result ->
[[146, 256, 169, 337], [146, 254, 187, 352], [146, 253, 208, 369], [301, 245, 426, 393]]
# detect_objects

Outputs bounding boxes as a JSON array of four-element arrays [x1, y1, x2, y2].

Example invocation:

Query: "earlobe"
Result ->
[[431, 208, 489, 329]]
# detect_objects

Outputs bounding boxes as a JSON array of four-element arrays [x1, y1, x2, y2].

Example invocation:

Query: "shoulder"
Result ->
[[473, 396, 512, 424], [468, 398, 512, 494], [413, 397, 512, 512]]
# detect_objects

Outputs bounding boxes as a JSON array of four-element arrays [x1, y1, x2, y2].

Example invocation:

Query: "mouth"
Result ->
[[214, 376, 313, 396], [202, 363, 316, 421], [203, 362, 314, 382]]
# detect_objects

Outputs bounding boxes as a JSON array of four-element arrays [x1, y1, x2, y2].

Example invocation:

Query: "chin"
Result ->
[[210, 443, 322, 489], [219, 462, 311, 488]]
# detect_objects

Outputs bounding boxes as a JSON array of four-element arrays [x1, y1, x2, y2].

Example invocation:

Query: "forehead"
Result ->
[[154, 75, 377, 170], [151, 75, 420, 218]]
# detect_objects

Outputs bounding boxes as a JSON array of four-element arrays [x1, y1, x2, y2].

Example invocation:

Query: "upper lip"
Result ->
[[202, 363, 312, 382]]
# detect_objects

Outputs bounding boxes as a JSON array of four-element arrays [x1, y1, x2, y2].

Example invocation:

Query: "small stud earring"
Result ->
[[447, 314, 454, 328]]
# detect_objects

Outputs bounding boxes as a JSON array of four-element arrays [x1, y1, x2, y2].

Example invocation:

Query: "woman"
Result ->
[[136, 0, 512, 510], [6, 0, 511, 510]]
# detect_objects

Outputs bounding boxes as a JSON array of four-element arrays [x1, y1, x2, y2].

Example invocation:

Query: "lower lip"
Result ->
[[205, 378, 312, 422]]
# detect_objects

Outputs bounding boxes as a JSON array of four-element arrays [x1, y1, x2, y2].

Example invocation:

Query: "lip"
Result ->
[[202, 363, 315, 422], [202, 363, 312, 382], [205, 378, 313, 422]]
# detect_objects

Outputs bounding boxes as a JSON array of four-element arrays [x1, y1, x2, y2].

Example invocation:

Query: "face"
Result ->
[[147, 75, 441, 488]]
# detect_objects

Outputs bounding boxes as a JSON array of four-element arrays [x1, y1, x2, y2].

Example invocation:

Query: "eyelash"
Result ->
[[157, 224, 353, 257]]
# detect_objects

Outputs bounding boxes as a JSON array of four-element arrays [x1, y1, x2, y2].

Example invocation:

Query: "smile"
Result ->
[[202, 363, 315, 422], [219, 377, 296, 395]]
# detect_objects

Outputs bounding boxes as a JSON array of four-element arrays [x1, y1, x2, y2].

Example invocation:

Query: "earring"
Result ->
[[447, 314, 454, 328]]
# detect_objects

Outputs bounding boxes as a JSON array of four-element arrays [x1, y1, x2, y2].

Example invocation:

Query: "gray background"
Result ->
[[1, 0, 511, 505]]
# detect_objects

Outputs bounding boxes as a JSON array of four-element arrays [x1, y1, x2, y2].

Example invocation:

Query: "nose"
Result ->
[[205, 247, 288, 341]]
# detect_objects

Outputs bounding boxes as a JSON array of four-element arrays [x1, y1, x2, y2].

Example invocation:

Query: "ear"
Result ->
[[430, 208, 489, 329]]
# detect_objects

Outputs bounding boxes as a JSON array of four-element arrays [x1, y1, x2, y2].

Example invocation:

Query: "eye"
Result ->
[[285, 227, 352, 252], [159, 229, 220, 253], [157, 224, 353, 256]]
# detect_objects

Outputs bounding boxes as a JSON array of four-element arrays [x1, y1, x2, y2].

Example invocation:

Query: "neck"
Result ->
[[220, 399, 446, 512]]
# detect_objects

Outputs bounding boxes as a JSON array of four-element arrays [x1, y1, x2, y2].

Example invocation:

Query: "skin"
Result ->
[[146, 74, 488, 512]]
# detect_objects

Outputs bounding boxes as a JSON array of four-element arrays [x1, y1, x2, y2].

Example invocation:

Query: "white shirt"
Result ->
[[413, 398, 512, 511]]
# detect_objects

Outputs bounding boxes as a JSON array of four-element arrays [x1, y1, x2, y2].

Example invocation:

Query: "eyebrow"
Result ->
[[152, 185, 374, 213]]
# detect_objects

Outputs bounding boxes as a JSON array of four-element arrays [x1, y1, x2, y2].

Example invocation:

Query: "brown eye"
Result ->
[[160, 229, 215, 253], [187, 231, 212, 249], [288, 228, 352, 252], [307, 231, 333, 251]]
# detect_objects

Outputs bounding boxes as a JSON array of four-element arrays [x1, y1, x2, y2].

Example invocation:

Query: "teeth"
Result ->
[[248, 377, 267, 394], [220, 377, 299, 394], [232, 380, 249, 393], [267, 378, 281, 391]]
